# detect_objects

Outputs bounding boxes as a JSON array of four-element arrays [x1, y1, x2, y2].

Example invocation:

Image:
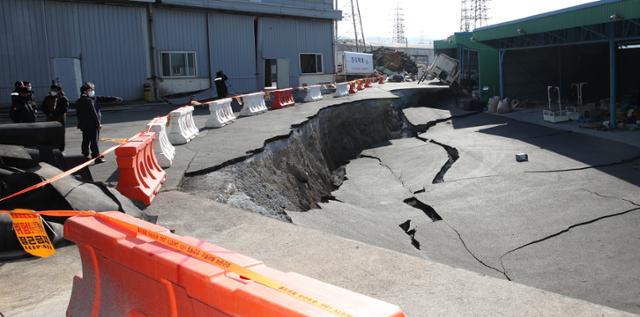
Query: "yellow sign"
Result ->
[[9, 209, 56, 258]]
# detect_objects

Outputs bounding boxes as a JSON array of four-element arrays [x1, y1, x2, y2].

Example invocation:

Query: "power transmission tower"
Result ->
[[392, 2, 407, 46], [349, 0, 366, 52], [460, 0, 489, 32]]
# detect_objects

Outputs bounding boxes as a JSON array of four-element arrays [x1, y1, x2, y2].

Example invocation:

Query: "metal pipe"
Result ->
[[146, 3, 159, 100], [609, 38, 617, 129], [498, 49, 505, 98]]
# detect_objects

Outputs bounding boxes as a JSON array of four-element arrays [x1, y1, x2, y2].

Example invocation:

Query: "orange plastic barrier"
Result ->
[[349, 81, 358, 94], [365, 78, 372, 88], [115, 132, 166, 206], [356, 79, 365, 91], [378, 75, 385, 85], [65, 212, 406, 317], [270, 88, 295, 109]]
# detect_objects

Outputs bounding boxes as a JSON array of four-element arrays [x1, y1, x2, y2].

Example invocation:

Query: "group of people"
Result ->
[[9, 81, 104, 163]]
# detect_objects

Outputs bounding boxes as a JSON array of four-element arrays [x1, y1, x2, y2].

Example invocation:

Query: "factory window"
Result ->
[[161, 51, 196, 77], [300, 53, 323, 74]]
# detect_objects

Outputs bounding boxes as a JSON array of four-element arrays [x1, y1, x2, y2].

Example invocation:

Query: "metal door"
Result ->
[[51, 58, 82, 101], [276, 59, 289, 88]]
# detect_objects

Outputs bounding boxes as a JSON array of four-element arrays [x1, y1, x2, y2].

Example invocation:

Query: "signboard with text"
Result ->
[[343, 52, 373, 75]]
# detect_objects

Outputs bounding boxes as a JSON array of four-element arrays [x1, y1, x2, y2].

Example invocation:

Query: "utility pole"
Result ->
[[347, 0, 366, 52], [356, 0, 366, 49], [350, 0, 360, 52]]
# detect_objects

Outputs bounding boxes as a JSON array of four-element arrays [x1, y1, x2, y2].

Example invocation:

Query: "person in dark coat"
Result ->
[[9, 81, 24, 122], [75, 82, 104, 163], [214, 70, 229, 98], [41, 81, 69, 151], [11, 86, 36, 123]]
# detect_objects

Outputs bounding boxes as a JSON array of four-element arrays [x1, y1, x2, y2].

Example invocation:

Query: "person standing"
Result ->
[[75, 82, 104, 163], [214, 70, 229, 98], [9, 81, 24, 123], [41, 81, 69, 151], [11, 86, 36, 123], [22, 81, 38, 122]]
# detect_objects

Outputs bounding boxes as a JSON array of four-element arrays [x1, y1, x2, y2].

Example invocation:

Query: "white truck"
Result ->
[[426, 54, 459, 85]]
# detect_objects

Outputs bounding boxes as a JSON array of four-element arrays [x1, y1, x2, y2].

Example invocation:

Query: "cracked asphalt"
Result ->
[[292, 102, 640, 314], [3, 84, 639, 316]]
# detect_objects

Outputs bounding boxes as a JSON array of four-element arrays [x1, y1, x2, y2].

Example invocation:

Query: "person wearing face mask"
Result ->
[[41, 81, 69, 124], [75, 82, 104, 163], [41, 81, 69, 151]]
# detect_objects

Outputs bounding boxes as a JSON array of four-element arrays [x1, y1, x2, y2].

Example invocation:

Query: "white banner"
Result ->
[[343, 52, 373, 75]]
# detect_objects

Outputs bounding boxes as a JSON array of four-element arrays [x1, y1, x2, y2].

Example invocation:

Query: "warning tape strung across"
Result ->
[[0, 145, 120, 203], [99, 137, 130, 144], [0, 209, 355, 317]]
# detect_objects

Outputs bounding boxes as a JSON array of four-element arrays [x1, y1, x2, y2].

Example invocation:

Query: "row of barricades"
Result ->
[[65, 211, 406, 317], [115, 74, 386, 205]]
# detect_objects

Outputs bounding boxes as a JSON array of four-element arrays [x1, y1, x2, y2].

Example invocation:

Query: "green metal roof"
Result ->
[[434, 32, 473, 50], [474, 0, 640, 41]]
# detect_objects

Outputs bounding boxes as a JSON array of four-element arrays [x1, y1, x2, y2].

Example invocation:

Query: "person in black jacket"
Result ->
[[11, 86, 36, 123], [214, 70, 229, 98], [75, 82, 104, 163], [9, 81, 24, 122], [41, 81, 69, 151]]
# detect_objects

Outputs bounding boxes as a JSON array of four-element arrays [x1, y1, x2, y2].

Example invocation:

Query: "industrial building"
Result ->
[[0, 0, 341, 104], [435, 0, 640, 127], [434, 32, 498, 101], [473, 0, 640, 128]]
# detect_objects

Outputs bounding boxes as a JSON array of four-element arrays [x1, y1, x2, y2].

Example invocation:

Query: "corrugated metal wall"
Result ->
[[208, 13, 257, 92], [154, 8, 209, 78], [0, 0, 148, 102], [1, 0, 336, 104], [75, 3, 147, 100], [260, 17, 334, 87], [0, 0, 50, 99]]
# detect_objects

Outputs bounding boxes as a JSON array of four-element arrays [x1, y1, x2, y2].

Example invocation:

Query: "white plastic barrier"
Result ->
[[239, 92, 268, 117], [303, 85, 323, 102], [168, 107, 198, 145], [205, 98, 236, 128], [335, 82, 349, 97], [146, 116, 176, 168], [183, 106, 200, 138]]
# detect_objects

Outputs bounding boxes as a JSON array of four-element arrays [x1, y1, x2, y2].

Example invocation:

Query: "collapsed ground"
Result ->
[[184, 88, 640, 314]]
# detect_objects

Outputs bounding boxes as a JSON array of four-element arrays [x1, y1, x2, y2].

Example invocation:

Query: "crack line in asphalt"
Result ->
[[525, 155, 640, 174], [444, 221, 512, 280], [412, 110, 482, 134], [359, 154, 413, 195], [581, 188, 640, 207], [414, 136, 460, 184], [498, 206, 640, 278]]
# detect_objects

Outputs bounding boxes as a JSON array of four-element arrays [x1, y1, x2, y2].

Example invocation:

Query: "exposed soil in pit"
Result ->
[[182, 98, 413, 221]]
